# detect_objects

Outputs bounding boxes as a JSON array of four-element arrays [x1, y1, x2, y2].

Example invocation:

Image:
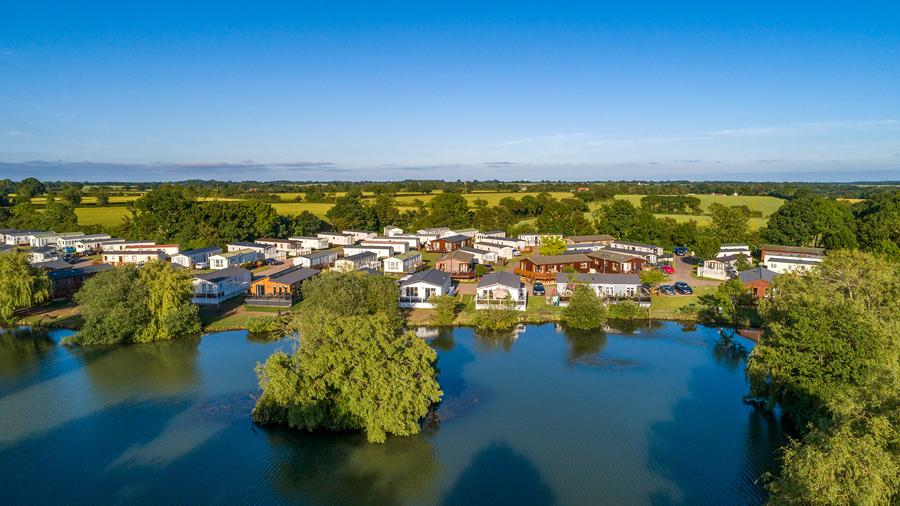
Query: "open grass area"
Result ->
[[650, 285, 714, 313], [73, 206, 132, 227], [612, 194, 784, 217]]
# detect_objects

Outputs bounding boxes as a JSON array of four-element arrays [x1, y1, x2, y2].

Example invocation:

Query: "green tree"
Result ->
[[289, 210, 330, 236], [69, 267, 152, 345], [536, 200, 593, 235], [137, 261, 201, 342], [763, 191, 857, 249], [539, 235, 567, 255], [0, 253, 51, 324], [562, 284, 607, 330], [326, 195, 378, 231], [639, 268, 668, 291], [746, 251, 900, 503], [691, 230, 721, 260], [422, 192, 472, 229], [430, 294, 458, 326], [708, 203, 749, 243], [14, 177, 45, 203], [300, 271, 403, 329], [67, 263, 199, 345], [60, 184, 83, 205], [697, 278, 752, 325], [41, 201, 79, 231], [593, 200, 665, 243], [93, 190, 110, 206], [853, 191, 900, 260], [253, 313, 442, 443], [471, 301, 520, 332]]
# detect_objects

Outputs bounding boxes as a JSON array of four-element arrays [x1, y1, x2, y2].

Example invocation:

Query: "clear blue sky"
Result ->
[[1, 1, 899, 181]]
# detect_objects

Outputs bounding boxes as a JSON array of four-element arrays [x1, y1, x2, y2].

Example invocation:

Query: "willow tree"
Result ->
[[253, 312, 442, 443], [562, 284, 607, 330], [138, 261, 200, 342], [253, 271, 442, 443], [0, 252, 51, 324]]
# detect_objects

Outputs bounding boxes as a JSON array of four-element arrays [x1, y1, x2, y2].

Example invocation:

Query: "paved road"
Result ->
[[670, 255, 722, 287]]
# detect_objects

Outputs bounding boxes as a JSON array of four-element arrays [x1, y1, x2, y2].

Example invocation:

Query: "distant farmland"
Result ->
[[71, 191, 783, 231]]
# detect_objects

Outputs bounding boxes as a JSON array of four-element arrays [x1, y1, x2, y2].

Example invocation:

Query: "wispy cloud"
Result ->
[[700, 119, 900, 138], [0, 160, 347, 181], [495, 132, 592, 147], [483, 161, 520, 168]]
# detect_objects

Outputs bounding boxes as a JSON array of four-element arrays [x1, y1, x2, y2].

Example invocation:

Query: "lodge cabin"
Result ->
[[435, 250, 476, 279], [246, 266, 319, 307], [515, 254, 594, 281], [564, 234, 615, 246], [424, 234, 472, 253]]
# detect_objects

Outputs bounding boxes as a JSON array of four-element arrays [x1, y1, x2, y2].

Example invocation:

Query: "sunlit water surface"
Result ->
[[0, 322, 787, 505]]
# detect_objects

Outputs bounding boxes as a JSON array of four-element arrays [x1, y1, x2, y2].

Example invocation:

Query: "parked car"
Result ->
[[532, 282, 545, 296], [658, 285, 676, 295], [673, 246, 688, 256], [660, 265, 675, 274], [674, 281, 693, 295]]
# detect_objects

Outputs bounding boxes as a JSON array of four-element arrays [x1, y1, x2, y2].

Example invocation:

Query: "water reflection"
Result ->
[[561, 327, 608, 363], [265, 429, 439, 505], [712, 330, 749, 372], [443, 441, 555, 506], [76, 337, 202, 396], [473, 329, 519, 352], [646, 339, 784, 505], [0, 327, 55, 381]]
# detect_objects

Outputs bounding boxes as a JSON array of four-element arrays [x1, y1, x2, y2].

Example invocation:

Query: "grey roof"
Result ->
[[474, 241, 513, 249], [48, 264, 111, 280], [526, 253, 592, 265], [439, 234, 470, 243], [228, 241, 269, 249], [341, 252, 378, 262], [33, 260, 72, 270], [611, 240, 660, 249], [477, 271, 521, 289], [400, 268, 449, 287], [762, 244, 825, 256], [358, 267, 383, 276], [555, 272, 641, 285], [739, 266, 777, 284], [598, 246, 649, 258], [459, 246, 489, 255], [301, 249, 338, 260], [268, 266, 320, 286], [196, 266, 250, 282], [177, 246, 221, 256], [438, 250, 474, 263], [767, 257, 822, 266], [587, 250, 639, 264], [566, 234, 615, 243], [31, 246, 56, 254]]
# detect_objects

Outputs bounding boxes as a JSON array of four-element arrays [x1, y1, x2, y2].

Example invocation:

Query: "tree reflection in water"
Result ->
[[561, 326, 608, 364], [75, 337, 202, 397], [265, 428, 440, 506], [473, 328, 519, 353], [712, 329, 749, 372], [0, 327, 55, 380]]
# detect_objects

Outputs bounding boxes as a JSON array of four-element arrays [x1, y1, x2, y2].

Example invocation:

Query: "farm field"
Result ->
[[66, 191, 781, 230], [32, 195, 142, 205], [73, 206, 132, 227], [611, 194, 784, 216]]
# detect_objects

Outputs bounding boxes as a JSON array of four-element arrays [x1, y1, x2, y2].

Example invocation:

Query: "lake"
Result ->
[[0, 322, 787, 505]]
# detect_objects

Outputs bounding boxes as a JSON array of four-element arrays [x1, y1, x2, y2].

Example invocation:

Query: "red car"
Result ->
[[660, 265, 675, 274]]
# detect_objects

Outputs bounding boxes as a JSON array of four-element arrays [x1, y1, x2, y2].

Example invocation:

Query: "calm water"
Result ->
[[0, 322, 787, 505]]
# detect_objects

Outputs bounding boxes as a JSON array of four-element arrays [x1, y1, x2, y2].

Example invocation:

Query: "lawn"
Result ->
[[651, 285, 714, 310], [73, 206, 132, 227]]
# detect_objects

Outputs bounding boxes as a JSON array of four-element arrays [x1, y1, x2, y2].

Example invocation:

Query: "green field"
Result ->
[[68, 191, 783, 230], [74, 206, 132, 227], [611, 194, 784, 216]]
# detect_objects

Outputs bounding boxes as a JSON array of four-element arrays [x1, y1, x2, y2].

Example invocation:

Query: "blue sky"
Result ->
[[1, 1, 899, 181]]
